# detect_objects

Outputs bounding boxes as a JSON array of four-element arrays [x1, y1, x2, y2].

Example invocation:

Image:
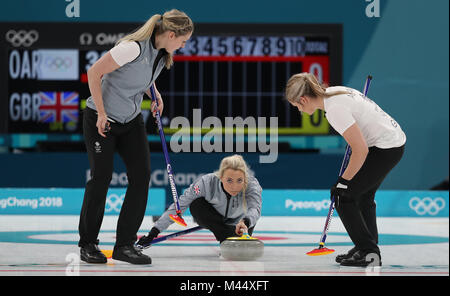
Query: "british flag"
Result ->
[[39, 91, 79, 123]]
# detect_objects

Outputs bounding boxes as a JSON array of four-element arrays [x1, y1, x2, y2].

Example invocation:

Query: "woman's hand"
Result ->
[[235, 220, 248, 236], [96, 112, 110, 138], [136, 227, 160, 249], [151, 93, 164, 117]]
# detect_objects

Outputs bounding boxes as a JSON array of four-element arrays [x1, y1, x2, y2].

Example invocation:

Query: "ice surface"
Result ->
[[0, 215, 447, 276]]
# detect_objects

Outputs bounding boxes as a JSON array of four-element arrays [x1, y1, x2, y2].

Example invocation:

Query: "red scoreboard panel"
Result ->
[[0, 23, 342, 135]]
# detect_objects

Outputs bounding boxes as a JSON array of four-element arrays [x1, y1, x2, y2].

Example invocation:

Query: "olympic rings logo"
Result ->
[[409, 197, 446, 216], [45, 56, 73, 70], [105, 193, 124, 213], [5, 30, 39, 47]]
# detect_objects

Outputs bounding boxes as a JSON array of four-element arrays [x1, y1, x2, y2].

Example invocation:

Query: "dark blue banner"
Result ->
[[0, 152, 343, 190]]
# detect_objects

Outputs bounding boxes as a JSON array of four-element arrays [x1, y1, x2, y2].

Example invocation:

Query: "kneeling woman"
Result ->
[[137, 154, 262, 247]]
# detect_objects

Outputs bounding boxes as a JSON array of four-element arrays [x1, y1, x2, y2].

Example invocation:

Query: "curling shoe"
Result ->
[[80, 243, 107, 264], [335, 246, 358, 263], [340, 250, 382, 267], [112, 245, 152, 265]]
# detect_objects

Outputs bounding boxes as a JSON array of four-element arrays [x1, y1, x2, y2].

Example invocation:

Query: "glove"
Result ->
[[136, 227, 160, 249], [330, 176, 352, 206]]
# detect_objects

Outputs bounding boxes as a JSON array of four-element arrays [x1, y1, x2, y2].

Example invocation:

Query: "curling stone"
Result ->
[[220, 231, 264, 261]]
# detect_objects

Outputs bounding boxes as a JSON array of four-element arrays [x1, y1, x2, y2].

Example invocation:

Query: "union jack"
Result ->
[[193, 185, 201, 195], [39, 91, 79, 123]]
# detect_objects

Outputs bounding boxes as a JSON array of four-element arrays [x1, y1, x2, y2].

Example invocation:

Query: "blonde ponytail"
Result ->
[[285, 72, 348, 103], [116, 9, 194, 69], [116, 14, 161, 46]]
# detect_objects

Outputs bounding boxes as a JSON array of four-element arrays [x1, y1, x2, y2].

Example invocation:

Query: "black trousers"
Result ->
[[78, 108, 151, 248], [335, 145, 405, 254], [190, 197, 254, 243]]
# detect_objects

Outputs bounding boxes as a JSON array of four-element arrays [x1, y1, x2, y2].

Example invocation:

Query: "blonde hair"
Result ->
[[285, 72, 348, 103], [117, 9, 194, 69], [215, 154, 250, 212]]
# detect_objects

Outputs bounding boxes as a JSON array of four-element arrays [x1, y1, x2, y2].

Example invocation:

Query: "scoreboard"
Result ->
[[0, 23, 342, 136]]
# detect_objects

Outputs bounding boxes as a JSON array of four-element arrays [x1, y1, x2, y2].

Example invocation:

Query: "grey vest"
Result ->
[[86, 39, 167, 123]]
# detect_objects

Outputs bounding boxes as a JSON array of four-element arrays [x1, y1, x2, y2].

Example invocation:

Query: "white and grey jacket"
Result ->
[[154, 173, 263, 232]]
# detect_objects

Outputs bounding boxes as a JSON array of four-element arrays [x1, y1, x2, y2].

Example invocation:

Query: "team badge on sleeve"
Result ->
[[193, 184, 201, 195]]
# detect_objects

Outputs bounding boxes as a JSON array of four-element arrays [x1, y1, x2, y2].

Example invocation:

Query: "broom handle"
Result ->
[[149, 85, 182, 214], [319, 145, 352, 246], [148, 226, 203, 246]]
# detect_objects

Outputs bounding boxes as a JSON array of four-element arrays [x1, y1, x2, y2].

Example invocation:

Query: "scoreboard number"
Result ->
[[84, 50, 108, 72], [176, 36, 328, 57]]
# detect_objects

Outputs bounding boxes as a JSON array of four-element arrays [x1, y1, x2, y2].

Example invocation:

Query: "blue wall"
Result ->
[[1, 0, 448, 189]]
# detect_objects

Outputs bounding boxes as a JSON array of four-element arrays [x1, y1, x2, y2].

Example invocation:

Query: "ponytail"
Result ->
[[116, 9, 194, 69], [285, 72, 348, 103]]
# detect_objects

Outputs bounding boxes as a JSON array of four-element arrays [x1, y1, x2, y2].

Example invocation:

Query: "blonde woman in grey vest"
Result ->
[[137, 155, 263, 248], [78, 9, 193, 265]]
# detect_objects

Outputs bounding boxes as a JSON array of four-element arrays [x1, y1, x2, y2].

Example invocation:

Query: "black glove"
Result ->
[[136, 227, 160, 249], [330, 176, 352, 206]]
